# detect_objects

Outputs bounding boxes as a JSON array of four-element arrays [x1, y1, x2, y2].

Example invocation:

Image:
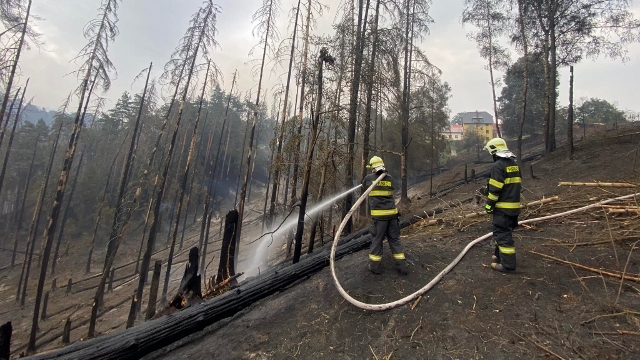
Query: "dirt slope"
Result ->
[[141, 126, 640, 359]]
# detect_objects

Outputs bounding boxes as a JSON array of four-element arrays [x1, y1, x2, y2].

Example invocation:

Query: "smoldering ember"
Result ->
[[1, 1, 639, 359]]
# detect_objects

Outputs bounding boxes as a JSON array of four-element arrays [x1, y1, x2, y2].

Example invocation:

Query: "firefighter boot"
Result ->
[[491, 262, 515, 273], [395, 260, 408, 275], [368, 261, 383, 275]]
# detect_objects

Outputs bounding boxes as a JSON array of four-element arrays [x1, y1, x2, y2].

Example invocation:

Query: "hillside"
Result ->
[[144, 125, 640, 359], [2, 125, 639, 359]]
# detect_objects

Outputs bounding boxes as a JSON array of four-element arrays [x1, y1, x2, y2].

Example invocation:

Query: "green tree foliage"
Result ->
[[498, 53, 551, 137], [450, 112, 464, 125], [576, 97, 627, 126]]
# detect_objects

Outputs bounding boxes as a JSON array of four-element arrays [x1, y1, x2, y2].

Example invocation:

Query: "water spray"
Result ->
[[329, 178, 640, 311], [241, 184, 363, 278]]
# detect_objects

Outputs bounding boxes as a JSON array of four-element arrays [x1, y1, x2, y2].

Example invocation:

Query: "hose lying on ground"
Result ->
[[329, 176, 640, 311]]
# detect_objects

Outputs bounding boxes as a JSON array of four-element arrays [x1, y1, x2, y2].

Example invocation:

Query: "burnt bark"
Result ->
[[216, 210, 238, 284]]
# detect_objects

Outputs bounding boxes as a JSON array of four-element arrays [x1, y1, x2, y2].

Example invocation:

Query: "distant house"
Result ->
[[461, 111, 497, 141], [441, 125, 464, 140]]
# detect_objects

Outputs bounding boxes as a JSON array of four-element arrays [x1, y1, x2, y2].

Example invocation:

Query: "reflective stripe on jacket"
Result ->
[[362, 171, 398, 220], [486, 157, 522, 216]]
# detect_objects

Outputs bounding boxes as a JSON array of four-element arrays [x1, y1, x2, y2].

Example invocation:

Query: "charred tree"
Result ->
[[0, 82, 26, 201], [516, 0, 528, 164], [216, 210, 238, 283], [235, 0, 279, 266], [51, 148, 85, 275], [18, 121, 64, 307], [135, 1, 219, 318], [162, 61, 212, 304], [86, 137, 127, 274], [11, 136, 39, 267], [293, 48, 334, 263], [30, 0, 121, 350], [0, 0, 31, 131], [343, 0, 367, 233]]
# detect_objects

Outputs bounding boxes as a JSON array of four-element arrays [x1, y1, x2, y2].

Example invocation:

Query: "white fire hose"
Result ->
[[330, 174, 640, 311]]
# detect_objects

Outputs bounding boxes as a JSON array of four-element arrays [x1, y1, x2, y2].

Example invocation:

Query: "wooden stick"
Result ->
[[512, 331, 566, 360], [410, 295, 422, 310], [607, 208, 640, 214], [558, 181, 637, 188], [592, 330, 640, 336], [203, 272, 244, 298], [527, 250, 640, 282], [600, 205, 640, 209], [459, 196, 560, 220]]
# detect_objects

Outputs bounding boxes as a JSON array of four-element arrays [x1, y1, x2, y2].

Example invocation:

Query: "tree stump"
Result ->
[[126, 295, 137, 329], [66, 278, 72, 295], [0, 321, 11, 360], [145, 260, 162, 320], [41, 292, 49, 320], [216, 210, 239, 285], [162, 248, 201, 315], [62, 318, 71, 344]]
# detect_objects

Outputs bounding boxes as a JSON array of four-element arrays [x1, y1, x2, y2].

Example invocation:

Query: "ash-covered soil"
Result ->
[[144, 127, 640, 359]]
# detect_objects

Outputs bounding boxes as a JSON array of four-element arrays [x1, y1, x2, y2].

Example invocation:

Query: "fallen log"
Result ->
[[558, 181, 637, 188], [27, 214, 427, 360]]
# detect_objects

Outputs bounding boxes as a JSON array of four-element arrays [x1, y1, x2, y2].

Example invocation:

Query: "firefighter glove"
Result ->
[[485, 204, 494, 214]]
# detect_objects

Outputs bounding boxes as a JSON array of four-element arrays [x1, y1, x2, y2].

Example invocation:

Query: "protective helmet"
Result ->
[[484, 138, 508, 155], [367, 156, 384, 169]]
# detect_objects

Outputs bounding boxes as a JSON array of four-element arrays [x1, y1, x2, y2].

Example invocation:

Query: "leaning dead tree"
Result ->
[[0, 0, 33, 131], [0, 80, 27, 199], [236, 0, 280, 263], [134, 0, 220, 319], [162, 61, 213, 304], [267, 0, 295, 228], [27, 0, 121, 352], [292, 48, 334, 263], [88, 63, 153, 338]]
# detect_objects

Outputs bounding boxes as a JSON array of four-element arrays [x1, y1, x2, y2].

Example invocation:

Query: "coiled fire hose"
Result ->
[[330, 174, 640, 311]]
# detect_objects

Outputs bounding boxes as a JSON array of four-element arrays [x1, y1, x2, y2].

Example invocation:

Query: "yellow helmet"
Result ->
[[367, 156, 384, 169], [484, 138, 508, 155]]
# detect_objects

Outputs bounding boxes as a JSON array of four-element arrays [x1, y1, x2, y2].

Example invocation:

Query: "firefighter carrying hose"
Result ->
[[484, 138, 522, 272], [362, 156, 408, 275]]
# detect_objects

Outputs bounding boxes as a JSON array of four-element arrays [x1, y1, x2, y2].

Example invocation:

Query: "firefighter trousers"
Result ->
[[368, 218, 404, 262], [492, 211, 518, 270]]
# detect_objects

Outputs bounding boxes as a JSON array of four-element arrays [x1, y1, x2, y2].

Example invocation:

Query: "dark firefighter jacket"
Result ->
[[362, 170, 399, 220], [486, 157, 522, 216]]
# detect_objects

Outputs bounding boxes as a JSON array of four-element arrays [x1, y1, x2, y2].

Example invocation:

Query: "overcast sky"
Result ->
[[17, 0, 640, 118]]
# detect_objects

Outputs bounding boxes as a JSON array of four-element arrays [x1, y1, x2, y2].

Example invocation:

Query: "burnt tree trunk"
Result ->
[[0, 84, 24, 196], [86, 137, 127, 274], [568, 65, 574, 160], [216, 210, 238, 284], [0, 0, 31, 131], [11, 138, 38, 267], [293, 48, 332, 262], [145, 260, 162, 320], [162, 62, 211, 305], [26, 215, 431, 360], [0, 321, 11, 360], [18, 121, 64, 306], [52, 149, 85, 275]]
